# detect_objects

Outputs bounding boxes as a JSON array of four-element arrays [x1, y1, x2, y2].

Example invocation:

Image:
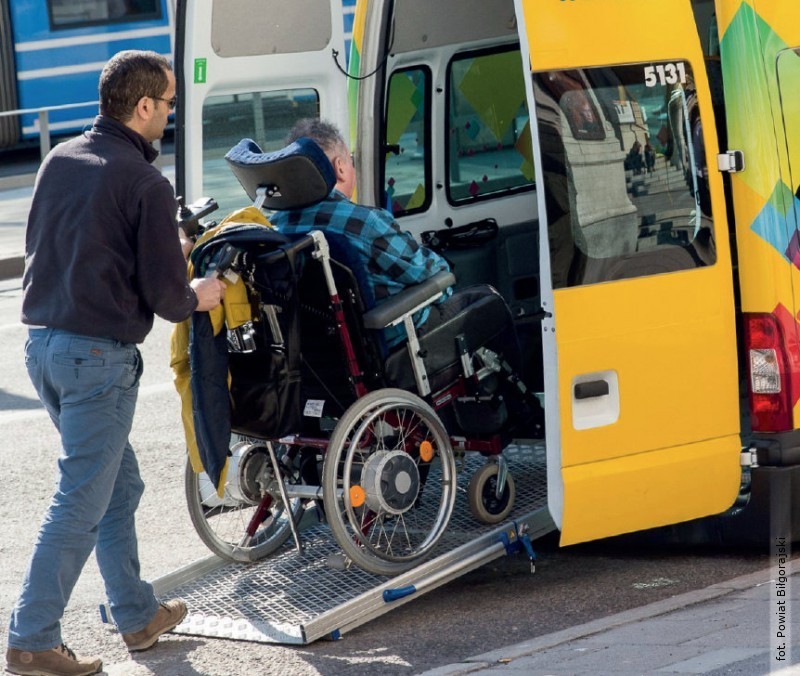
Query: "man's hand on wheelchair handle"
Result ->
[[191, 277, 227, 312]]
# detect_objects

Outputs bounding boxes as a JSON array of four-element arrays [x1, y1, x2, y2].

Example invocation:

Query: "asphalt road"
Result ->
[[0, 273, 780, 675]]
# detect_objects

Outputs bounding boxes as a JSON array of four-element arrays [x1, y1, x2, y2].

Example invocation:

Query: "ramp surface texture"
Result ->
[[163, 443, 550, 644]]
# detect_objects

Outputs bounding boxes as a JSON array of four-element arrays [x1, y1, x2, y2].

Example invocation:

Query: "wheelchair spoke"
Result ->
[[395, 512, 413, 553]]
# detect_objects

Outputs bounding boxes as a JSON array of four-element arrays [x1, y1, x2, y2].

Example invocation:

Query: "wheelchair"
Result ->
[[182, 137, 542, 576]]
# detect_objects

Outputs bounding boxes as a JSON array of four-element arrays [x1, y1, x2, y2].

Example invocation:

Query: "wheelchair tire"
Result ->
[[322, 388, 457, 576], [467, 462, 515, 524], [184, 441, 304, 563]]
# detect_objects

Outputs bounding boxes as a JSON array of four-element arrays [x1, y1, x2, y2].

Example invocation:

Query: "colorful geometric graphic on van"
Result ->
[[448, 49, 534, 201], [386, 71, 424, 150], [347, 0, 366, 150], [384, 69, 427, 214], [773, 303, 800, 407], [720, 2, 800, 267], [749, 181, 800, 266], [457, 50, 526, 143], [515, 120, 535, 182], [720, 2, 791, 201]]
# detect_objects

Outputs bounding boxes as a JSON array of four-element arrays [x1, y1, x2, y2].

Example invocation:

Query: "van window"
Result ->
[[48, 0, 160, 28], [446, 47, 535, 205], [201, 89, 319, 215], [383, 67, 430, 216], [533, 62, 716, 288], [210, 0, 332, 58]]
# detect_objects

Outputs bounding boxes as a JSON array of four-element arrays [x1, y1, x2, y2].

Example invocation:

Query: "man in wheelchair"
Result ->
[[178, 123, 543, 576], [269, 118, 506, 352], [267, 119, 524, 406]]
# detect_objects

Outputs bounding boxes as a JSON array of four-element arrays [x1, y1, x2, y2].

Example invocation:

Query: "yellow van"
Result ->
[[175, 0, 800, 548]]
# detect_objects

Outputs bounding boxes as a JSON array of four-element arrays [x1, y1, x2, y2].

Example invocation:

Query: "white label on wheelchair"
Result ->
[[222, 269, 240, 284], [303, 399, 325, 418]]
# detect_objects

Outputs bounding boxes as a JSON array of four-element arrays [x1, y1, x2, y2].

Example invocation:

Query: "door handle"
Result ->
[[572, 371, 619, 430], [574, 380, 610, 400]]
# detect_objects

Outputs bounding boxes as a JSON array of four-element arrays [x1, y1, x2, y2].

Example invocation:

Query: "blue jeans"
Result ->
[[8, 329, 159, 651]]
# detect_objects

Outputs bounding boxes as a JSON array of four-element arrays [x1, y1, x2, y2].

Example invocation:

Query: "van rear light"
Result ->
[[744, 313, 793, 432], [749, 349, 781, 393]]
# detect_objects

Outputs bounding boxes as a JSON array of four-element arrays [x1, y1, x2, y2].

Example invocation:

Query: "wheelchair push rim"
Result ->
[[322, 388, 457, 576]]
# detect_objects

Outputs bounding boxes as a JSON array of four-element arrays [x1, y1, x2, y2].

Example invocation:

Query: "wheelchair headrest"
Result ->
[[224, 137, 336, 210]]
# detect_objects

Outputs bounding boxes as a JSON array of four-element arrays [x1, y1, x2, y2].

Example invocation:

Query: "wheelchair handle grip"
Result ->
[[262, 233, 317, 264]]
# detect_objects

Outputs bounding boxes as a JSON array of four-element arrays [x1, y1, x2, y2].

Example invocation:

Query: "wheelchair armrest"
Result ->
[[362, 271, 455, 330]]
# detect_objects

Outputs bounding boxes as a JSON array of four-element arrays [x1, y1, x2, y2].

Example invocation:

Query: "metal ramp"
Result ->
[[149, 443, 554, 645]]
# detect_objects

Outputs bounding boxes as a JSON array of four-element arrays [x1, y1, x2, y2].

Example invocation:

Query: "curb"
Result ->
[[0, 171, 34, 282], [0, 173, 36, 190], [0, 256, 24, 281], [0, 158, 176, 283], [418, 559, 800, 675]]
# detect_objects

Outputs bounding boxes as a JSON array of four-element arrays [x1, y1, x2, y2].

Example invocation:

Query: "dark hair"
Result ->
[[285, 118, 346, 158], [99, 50, 172, 122]]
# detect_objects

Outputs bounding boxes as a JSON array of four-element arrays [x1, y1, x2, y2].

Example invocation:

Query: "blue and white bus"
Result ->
[[0, 0, 356, 150], [0, 0, 173, 148]]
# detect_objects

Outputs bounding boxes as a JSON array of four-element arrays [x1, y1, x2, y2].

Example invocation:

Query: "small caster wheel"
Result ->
[[467, 462, 515, 524]]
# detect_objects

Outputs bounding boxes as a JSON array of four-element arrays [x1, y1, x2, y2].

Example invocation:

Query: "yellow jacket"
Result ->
[[170, 206, 273, 489]]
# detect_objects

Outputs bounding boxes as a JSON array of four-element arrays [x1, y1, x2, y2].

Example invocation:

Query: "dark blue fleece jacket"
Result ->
[[21, 115, 197, 343]]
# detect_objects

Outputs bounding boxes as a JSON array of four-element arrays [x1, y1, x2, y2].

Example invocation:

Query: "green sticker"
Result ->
[[194, 58, 207, 84]]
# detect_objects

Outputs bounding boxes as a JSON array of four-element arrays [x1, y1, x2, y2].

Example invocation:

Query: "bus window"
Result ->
[[446, 47, 534, 205], [383, 67, 430, 216], [533, 61, 716, 288], [48, 0, 161, 29], [201, 89, 320, 215]]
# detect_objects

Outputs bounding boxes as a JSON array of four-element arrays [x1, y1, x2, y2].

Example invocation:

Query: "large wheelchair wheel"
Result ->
[[322, 388, 457, 576], [185, 439, 304, 563]]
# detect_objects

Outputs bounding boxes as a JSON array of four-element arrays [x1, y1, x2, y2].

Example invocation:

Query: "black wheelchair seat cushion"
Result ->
[[384, 287, 516, 393]]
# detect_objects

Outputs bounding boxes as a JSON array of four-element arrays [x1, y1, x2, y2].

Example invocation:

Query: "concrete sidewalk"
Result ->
[[0, 156, 174, 281], [0, 173, 33, 280], [421, 560, 800, 676]]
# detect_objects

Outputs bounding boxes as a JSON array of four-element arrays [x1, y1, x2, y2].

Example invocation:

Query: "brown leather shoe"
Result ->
[[6, 643, 102, 676], [121, 599, 187, 652]]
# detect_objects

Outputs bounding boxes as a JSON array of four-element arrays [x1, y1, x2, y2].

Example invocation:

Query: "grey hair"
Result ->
[[285, 118, 346, 158]]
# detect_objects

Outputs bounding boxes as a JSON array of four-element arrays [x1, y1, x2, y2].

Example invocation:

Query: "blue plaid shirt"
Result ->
[[269, 190, 451, 347]]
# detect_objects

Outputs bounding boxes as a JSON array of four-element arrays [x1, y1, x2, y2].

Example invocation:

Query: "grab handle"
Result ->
[[573, 379, 610, 400]]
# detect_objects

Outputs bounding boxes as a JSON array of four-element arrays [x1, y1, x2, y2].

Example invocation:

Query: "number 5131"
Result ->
[[644, 62, 687, 87]]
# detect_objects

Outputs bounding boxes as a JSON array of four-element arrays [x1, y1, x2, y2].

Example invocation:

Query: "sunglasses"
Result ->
[[152, 95, 177, 109]]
